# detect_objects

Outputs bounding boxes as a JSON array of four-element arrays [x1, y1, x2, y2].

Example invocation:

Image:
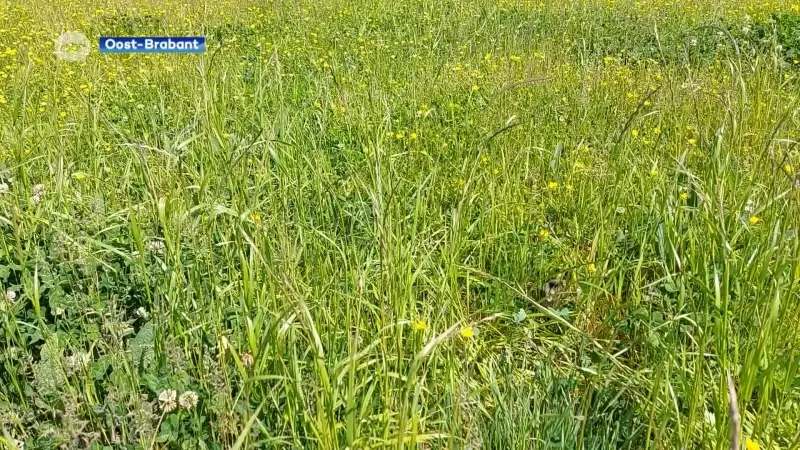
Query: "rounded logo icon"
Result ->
[[54, 32, 90, 62]]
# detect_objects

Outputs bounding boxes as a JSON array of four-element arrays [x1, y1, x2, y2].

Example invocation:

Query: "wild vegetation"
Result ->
[[1, 0, 800, 448]]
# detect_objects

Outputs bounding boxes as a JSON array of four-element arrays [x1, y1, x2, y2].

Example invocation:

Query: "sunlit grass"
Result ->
[[0, 0, 799, 449]]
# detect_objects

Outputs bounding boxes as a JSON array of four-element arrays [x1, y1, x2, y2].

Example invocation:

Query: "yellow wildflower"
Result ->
[[460, 327, 474, 338], [745, 438, 760, 450], [538, 229, 550, 239], [547, 181, 559, 190], [72, 172, 87, 180], [749, 216, 761, 225], [587, 263, 596, 273], [413, 320, 427, 331]]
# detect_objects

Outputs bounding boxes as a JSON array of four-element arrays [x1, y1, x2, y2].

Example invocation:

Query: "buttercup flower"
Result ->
[[413, 319, 427, 331], [460, 326, 475, 338], [745, 438, 760, 450]]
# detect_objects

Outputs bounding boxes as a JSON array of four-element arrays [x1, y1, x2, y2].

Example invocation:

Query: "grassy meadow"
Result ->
[[1, 0, 800, 448]]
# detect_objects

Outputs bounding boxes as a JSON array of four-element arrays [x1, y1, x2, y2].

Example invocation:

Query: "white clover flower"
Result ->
[[13, 439, 24, 450], [0, 182, 9, 194], [64, 355, 79, 373], [5, 290, 16, 303], [743, 197, 756, 217], [158, 389, 178, 412], [135, 307, 150, 320], [29, 184, 45, 205], [178, 391, 199, 410], [147, 239, 166, 255], [65, 351, 91, 374]]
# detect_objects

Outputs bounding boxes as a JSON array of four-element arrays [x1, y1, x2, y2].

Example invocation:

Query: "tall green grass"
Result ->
[[0, 0, 799, 448]]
